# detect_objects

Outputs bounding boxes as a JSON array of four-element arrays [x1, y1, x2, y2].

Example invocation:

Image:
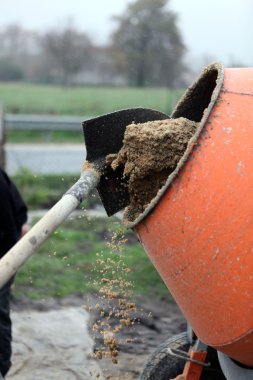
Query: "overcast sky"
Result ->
[[0, 0, 252, 69]]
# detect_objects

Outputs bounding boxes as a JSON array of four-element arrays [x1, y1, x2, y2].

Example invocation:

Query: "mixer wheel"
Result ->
[[140, 332, 190, 380], [139, 332, 226, 380]]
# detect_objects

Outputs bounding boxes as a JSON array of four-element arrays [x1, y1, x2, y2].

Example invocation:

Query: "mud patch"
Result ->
[[89, 295, 187, 379], [107, 118, 198, 223], [10, 294, 186, 380]]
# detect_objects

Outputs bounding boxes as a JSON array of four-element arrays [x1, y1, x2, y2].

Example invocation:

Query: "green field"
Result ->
[[0, 82, 184, 116], [14, 216, 168, 300], [12, 169, 86, 209], [3, 81, 178, 300], [11, 171, 169, 300]]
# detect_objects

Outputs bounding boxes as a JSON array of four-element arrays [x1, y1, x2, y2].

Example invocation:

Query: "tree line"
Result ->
[[0, 0, 187, 87]]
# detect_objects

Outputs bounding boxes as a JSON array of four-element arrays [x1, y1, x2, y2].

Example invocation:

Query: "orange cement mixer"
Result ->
[[131, 62, 253, 366]]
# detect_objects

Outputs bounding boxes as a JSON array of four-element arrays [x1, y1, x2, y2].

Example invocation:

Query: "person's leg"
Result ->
[[0, 278, 14, 378]]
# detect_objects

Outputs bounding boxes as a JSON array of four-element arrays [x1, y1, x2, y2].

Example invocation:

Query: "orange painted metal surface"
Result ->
[[135, 65, 253, 365]]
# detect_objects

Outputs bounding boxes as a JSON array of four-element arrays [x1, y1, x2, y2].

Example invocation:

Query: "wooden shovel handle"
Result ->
[[0, 170, 99, 289]]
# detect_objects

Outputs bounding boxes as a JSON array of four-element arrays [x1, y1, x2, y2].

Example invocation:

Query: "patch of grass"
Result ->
[[7, 130, 82, 143], [0, 82, 183, 116], [11, 169, 101, 209], [10, 170, 169, 301], [13, 216, 168, 300]]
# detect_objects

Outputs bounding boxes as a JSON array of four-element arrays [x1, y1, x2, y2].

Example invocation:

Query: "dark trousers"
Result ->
[[0, 277, 13, 377]]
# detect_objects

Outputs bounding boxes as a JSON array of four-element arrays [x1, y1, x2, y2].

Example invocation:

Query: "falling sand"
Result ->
[[107, 117, 198, 223]]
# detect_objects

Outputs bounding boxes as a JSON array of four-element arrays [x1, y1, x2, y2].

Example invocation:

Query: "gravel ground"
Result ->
[[6, 294, 186, 380]]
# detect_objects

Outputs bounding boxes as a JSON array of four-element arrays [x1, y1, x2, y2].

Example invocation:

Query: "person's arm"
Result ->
[[0, 173, 18, 257], [1, 171, 28, 233]]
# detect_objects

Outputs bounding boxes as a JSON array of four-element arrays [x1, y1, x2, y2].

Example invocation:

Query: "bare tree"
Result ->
[[111, 0, 186, 87], [0, 24, 40, 81], [41, 23, 92, 85]]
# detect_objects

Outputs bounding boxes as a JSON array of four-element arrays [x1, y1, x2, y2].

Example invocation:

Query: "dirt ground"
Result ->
[[7, 293, 186, 380]]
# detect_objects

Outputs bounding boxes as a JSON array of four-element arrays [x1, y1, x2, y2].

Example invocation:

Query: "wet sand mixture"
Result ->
[[87, 226, 139, 376], [107, 117, 198, 223]]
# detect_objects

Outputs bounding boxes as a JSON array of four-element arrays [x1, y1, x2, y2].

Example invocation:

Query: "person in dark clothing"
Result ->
[[0, 168, 27, 378]]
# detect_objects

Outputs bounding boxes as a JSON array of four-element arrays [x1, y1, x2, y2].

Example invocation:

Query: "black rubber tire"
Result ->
[[140, 332, 226, 380], [140, 332, 190, 380]]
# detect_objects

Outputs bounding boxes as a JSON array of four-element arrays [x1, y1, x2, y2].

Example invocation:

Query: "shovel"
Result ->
[[0, 108, 168, 288]]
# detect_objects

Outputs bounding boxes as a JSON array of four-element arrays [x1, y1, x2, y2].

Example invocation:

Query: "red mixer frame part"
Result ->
[[170, 339, 209, 380]]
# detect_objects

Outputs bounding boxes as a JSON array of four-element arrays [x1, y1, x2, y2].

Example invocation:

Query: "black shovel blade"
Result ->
[[82, 108, 169, 216]]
